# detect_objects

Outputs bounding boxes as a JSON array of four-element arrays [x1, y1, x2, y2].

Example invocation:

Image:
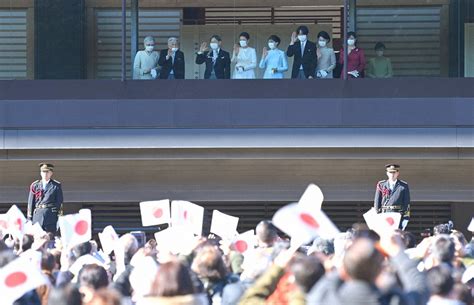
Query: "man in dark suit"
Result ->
[[28, 163, 63, 233], [195, 35, 231, 79], [374, 164, 411, 230], [158, 37, 185, 79], [287, 25, 317, 79]]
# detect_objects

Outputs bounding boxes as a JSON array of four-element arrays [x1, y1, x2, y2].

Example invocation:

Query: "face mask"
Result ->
[[210, 42, 219, 50], [145, 45, 154, 52], [347, 39, 355, 46], [318, 40, 327, 48], [171, 47, 178, 52], [298, 35, 307, 42], [268, 42, 276, 49], [239, 40, 248, 47]]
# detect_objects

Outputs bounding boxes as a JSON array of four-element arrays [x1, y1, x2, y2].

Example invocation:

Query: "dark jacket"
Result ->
[[374, 179, 410, 215], [158, 49, 185, 79], [27, 179, 63, 233], [286, 40, 317, 78], [307, 252, 430, 305], [195, 49, 231, 79]]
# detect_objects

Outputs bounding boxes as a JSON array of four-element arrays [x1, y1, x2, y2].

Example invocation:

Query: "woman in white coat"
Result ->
[[231, 32, 257, 79], [133, 36, 160, 80], [259, 35, 288, 79]]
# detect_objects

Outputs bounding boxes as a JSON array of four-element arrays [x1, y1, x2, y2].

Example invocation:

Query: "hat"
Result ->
[[385, 164, 400, 172], [38, 163, 54, 171]]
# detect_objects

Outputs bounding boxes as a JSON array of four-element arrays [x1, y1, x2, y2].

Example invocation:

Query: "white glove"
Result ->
[[150, 68, 157, 79], [319, 70, 328, 78], [348, 70, 359, 78], [401, 219, 409, 230]]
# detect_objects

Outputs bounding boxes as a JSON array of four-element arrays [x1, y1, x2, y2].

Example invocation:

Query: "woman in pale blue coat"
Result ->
[[259, 35, 288, 79]]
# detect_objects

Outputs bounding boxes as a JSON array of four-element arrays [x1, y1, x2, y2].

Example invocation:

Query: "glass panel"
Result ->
[[0, 0, 471, 79]]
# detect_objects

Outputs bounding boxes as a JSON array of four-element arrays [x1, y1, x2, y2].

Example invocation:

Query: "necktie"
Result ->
[[213, 50, 217, 65]]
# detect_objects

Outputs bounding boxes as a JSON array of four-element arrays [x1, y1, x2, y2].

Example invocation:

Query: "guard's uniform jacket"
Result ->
[[374, 179, 411, 228], [27, 179, 63, 233]]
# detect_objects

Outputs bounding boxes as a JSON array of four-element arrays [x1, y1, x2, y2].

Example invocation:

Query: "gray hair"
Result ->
[[168, 37, 178, 44], [143, 36, 155, 44]]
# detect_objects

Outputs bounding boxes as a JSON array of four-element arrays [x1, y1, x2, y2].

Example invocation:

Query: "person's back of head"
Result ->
[[434, 222, 453, 235], [308, 237, 335, 256], [343, 237, 383, 283], [431, 235, 455, 265], [41, 251, 55, 273], [0, 248, 17, 267], [21, 234, 34, 252], [256, 220, 278, 248], [427, 265, 454, 298], [291, 254, 325, 293], [86, 288, 122, 305], [48, 285, 82, 305], [400, 230, 417, 249], [119, 233, 139, 263], [151, 260, 195, 297], [72, 241, 92, 258], [78, 264, 109, 290], [191, 245, 228, 282]]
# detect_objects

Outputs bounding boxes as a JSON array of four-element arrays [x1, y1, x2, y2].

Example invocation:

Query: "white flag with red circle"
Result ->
[[6, 205, 26, 239], [468, 217, 474, 232], [0, 213, 8, 235], [154, 226, 197, 255], [24, 222, 47, 239], [19, 249, 42, 271], [0, 256, 47, 305], [58, 209, 92, 249], [363, 208, 401, 235], [298, 184, 324, 211], [140, 200, 171, 227], [98, 225, 119, 255], [232, 230, 256, 254], [210, 210, 239, 240], [273, 203, 339, 244], [171, 200, 204, 236]]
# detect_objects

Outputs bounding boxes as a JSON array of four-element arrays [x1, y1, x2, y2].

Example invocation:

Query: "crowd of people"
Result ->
[[133, 25, 393, 80], [1, 216, 473, 305]]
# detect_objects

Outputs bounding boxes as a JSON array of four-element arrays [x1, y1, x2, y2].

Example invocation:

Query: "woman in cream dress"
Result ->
[[231, 32, 257, 79]]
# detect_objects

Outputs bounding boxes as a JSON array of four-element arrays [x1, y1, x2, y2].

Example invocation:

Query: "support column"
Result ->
[[131, 0, 139, 76]]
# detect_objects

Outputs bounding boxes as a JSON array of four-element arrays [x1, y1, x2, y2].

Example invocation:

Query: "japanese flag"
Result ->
[[58, 209, 92, 249], [24, 222, 46, 239], [171, 201, 204, 236], [298, 184, 324, 211], [273, 203, 339, 244], [0, 213, 8, 234], [140, 200, 171, 227], [69, 254, 105, 276], [154, 226, 197, 255], [19, 249, 42, 271], [210, 210, 239, 240], [98, 225, 119, 255], [468, 217, 474, 232], [363, 208, 401, 235], [6, 205, 26, 239], [0, 256, 47, 305], [232, 230, 256, 254]]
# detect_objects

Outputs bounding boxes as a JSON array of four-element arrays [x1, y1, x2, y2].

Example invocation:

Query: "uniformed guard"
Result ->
[[374, 164, 411, 230], [27, 163, 63, 233]]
